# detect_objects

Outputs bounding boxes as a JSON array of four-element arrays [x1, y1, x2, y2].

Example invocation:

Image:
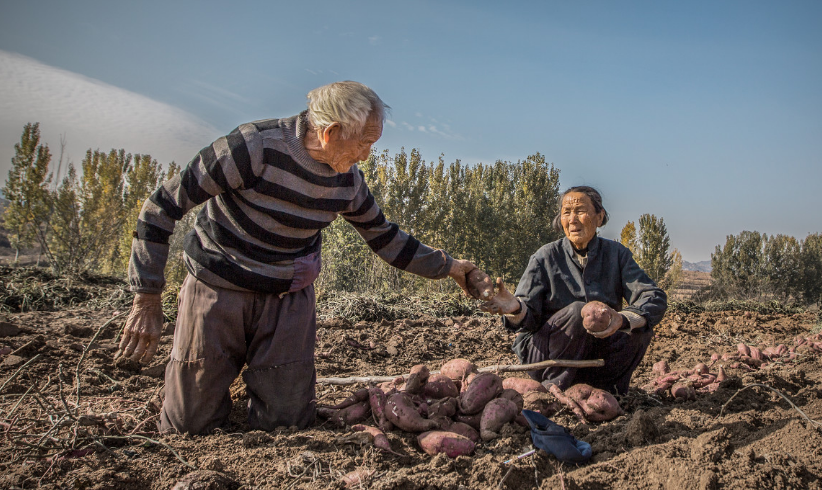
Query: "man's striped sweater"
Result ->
[[128, 112, 453, 294]]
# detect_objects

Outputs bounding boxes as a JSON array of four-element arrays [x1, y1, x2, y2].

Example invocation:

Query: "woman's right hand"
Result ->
[[480, 278, 521, 315]]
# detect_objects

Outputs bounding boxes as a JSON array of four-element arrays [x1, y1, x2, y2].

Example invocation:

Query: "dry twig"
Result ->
[[719, 382, 822, 432]]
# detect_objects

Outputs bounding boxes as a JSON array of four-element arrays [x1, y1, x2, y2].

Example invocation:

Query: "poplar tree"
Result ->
[[635, 214, 673, 285], [2, 123, 53, 265]]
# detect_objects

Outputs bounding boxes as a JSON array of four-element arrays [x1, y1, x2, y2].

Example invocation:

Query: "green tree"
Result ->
[[78, 149, 130, 273], [799, 233, 822, 306], [634, 214, 672, 284], [48, 164, 84, 273], [711, 231, 767, 299], [2, 123, 53, 266], [660, 248, 683, 292], [763, 234, 802, 302]]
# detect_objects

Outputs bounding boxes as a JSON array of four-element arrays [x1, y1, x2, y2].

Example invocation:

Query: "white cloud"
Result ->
[[417, 126, 427, 132], [384, 120, 396, 127], [0, 50, 221, 183], [368, 36, 380, 46], [401, 122, 415, 131]]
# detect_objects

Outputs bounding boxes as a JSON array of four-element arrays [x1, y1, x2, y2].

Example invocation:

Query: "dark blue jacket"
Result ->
[[502, 236, 667, 333]]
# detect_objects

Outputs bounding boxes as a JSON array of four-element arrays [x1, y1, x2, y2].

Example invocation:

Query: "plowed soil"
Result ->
[[1, 292, 821, 489]]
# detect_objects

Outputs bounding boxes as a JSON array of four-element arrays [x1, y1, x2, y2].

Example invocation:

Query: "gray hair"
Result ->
[[306, 81, 389, 139], [552, 185, 609, 232]]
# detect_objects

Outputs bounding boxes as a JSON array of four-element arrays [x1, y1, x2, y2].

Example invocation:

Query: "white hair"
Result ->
[[306, 81, 389, 139]]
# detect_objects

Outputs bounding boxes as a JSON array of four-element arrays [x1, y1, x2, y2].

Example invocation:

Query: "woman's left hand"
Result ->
[[481, 278, 521, 315]]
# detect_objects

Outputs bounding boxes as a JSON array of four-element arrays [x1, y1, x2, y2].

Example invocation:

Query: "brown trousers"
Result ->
[[160, 275, 317, 435]]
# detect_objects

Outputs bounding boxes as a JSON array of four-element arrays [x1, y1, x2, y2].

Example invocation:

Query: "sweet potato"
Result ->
[[523, 390, 559, 417], [671, 382, 696, 401], [423, 374, 460, 399], [440, 358, 477, 383], [326, 400, 371, 427], [581, 301, 613, 333], [352, 424, 402, 455], [460, 372, 478, 393], [441, 421, 479, 443], [548, 384, 587, 422], [652, 360, 670, 375], [565, 384, 623, 422], [341, 468, 375, 488], [716, 366, 727, 382], [458, 372, 503, 414], [368, 387, 394, 432], [466, 268, 495, 300], [502, 377, 547, 395], [499, 388, 524, 411], [405, 364, 430, 395], [417, 431, 475, 458], [454, 412, 482, 430], [385, 393, 438, 432], [693, 363, 709, 375], [428, 397, 458, 419], [479, 398, 519, 441], [323, 388, 370, 409]]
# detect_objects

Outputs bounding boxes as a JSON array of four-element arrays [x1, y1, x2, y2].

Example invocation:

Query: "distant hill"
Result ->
[[682, 260, 711, 273]]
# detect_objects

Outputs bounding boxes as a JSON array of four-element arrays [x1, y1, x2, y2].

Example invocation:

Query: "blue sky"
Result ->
[[1, 0, 820, 263]]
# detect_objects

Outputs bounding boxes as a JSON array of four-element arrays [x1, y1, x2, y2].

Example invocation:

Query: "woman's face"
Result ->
[[560, 192, 604, 250]]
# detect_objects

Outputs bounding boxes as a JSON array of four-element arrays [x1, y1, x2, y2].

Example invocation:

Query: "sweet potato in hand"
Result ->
[[466, 269, 495, 300], [581, 301, 614, 333]]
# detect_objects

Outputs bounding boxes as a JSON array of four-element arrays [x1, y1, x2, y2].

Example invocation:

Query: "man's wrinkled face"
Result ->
[[326, 114, 383, 173], [560, 192, 604, 250]]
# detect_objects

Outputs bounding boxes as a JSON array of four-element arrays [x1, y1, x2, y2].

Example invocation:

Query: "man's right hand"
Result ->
[[116, 292, 163, 364]]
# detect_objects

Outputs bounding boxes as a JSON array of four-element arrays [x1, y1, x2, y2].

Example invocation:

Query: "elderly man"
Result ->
[[117, 81, 478, 434]]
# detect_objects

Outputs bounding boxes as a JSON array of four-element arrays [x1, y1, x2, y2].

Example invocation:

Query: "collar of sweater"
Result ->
[[280, 111, 347, 176]]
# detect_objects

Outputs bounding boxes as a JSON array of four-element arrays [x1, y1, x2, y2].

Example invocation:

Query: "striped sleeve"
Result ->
[[341, 172, 452, 279], [128, 124, 264, 293]]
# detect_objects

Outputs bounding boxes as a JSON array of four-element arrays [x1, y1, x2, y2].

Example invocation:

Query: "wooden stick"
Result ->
[[316, 358, 604, 385], [478, 359, 604, 373]]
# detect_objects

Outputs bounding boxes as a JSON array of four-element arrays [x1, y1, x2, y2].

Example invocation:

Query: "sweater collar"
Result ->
[[280, 111, 341, 176]]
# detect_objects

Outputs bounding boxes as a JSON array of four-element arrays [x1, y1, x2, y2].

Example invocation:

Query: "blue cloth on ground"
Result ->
[[521, 409, 592, 464]]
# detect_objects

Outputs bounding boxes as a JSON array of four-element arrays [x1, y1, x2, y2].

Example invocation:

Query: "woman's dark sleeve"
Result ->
[[503, 252, 551, 333], [620, 249, 668, 328]]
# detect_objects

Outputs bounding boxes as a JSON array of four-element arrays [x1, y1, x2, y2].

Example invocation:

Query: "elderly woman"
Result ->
[[482, 186, 667, 394]]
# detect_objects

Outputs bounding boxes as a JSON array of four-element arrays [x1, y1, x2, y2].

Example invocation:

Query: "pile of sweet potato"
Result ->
[[711, 334, 822, 370], [643, 333, 822, 400], [318, 358, 624, 458], [642, 361, 727, 400]]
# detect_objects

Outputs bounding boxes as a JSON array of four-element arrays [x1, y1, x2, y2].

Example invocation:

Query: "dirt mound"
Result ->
[[1, 286, 821, 489]]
